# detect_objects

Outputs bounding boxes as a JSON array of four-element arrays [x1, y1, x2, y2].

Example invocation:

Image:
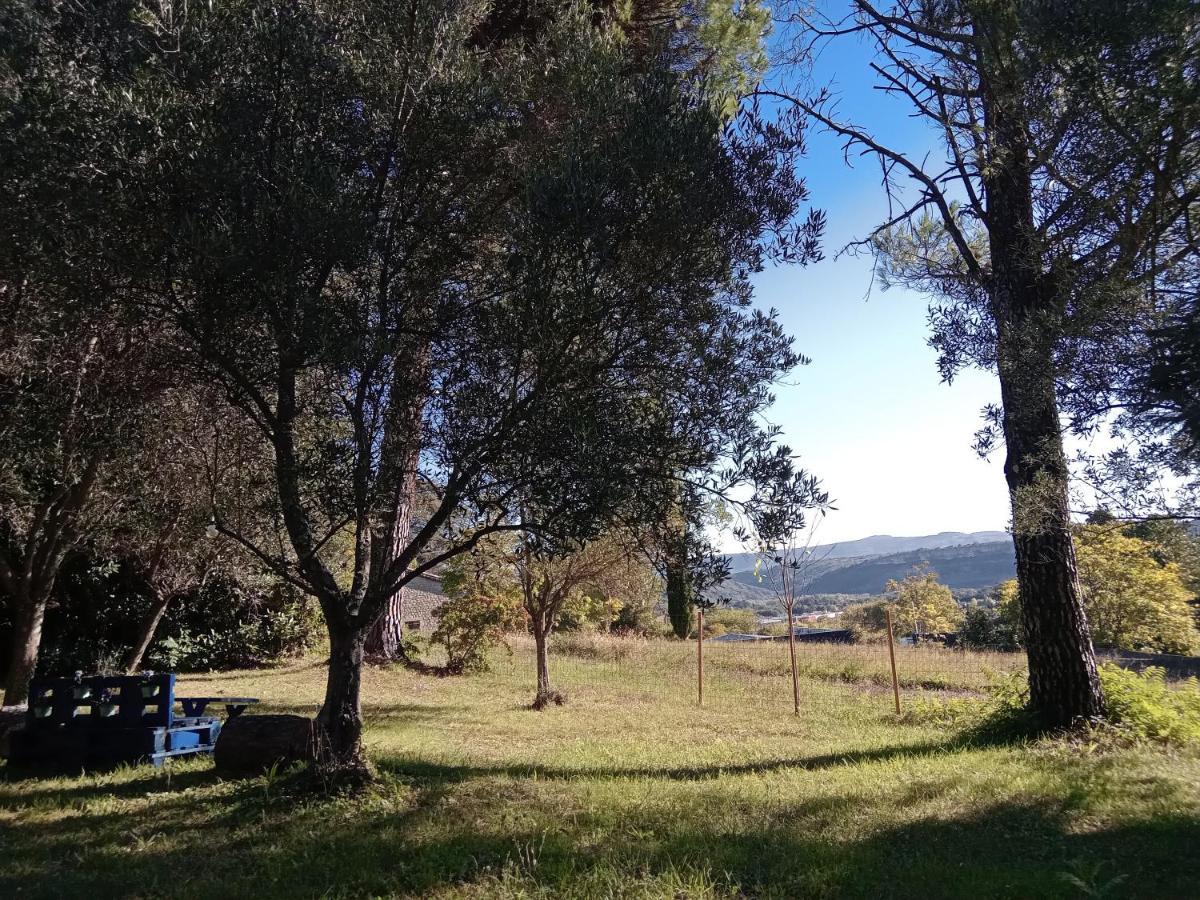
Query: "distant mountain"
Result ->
[[800, 541, 1016, 595], [724, 530, 1009, 573], [717, 531, 1016, 605]]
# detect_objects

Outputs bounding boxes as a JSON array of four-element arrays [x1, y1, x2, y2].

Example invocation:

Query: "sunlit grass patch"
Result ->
[[0, 640, 1197, 898]]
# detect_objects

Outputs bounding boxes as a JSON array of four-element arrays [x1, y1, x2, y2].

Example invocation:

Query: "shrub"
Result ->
[[430, 592, 525, 674], [901, 665, 1200, 748], [1098, 665, 1200, 746], [148, 577, 322, 671], [18, 557, 322, 675]]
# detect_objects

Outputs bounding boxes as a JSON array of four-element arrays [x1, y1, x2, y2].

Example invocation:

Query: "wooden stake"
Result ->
[[885, 606, 901, 714], [697, 607, 704, 708]]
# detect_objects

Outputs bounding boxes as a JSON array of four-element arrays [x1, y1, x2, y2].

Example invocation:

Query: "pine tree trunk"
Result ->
[[998, 340, 1105, 726], [982, 17, 1105, 727], [315, 621, 370, 776], [365, 588, 405, 661], [3, 584, 50, 707], [364, 343, 430, 661], [123, 590, 173, 674]]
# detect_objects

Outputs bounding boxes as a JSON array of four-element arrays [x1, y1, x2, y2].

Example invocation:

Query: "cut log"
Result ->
[[213, 714, 315, 776]]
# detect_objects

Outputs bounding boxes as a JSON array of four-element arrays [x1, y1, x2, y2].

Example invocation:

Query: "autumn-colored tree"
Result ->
[[1074, 525, 1200, 655], [884, 569, 963, 637]]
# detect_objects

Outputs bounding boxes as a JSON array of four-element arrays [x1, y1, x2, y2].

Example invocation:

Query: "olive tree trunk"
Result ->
[[3, 582, 52, 707], [315, 620, 370, 774], [531, 616, 562, 709], [786, 604, 799, 716], [123, 590, 173, 674]]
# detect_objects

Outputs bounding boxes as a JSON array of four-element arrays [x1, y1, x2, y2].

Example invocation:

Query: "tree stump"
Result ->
[[213, 714, 315, 776]]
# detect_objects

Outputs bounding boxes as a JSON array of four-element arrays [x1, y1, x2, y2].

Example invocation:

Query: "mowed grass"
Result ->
[[0, 640, 1197, 899]]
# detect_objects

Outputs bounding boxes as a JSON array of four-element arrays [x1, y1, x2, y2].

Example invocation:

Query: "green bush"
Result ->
[[429, 592, 525, 674], [148, 579, 322, 671], [901, 665, 1200, 748], [1098, 664, 1200, 746]]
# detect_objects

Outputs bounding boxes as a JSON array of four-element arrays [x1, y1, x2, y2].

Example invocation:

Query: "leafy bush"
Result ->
[[148, 577, 323, 671], [1098, 665, 1200, 746], [959, 588, 1021, 651], [430, 592, 525, 674], [902, 665, 1200, 748]]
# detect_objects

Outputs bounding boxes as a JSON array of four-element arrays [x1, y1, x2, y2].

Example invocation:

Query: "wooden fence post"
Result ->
[[885, 607, 901, 715], [697, 607, 704, 708]]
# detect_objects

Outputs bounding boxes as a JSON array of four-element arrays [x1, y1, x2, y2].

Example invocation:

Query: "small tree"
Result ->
[[429, 592, 525, 676], [742, 455, 829, 714], [884, 569, 963, 638], [516, 535, 637, 709]]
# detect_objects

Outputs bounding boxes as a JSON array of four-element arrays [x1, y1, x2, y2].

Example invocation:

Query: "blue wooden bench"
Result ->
[[7, 672, 258, 770]]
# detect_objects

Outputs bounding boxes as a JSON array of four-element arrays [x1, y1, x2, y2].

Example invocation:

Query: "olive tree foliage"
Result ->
[[363, 0, 777, 657], [45, 0, 821, 773], [0, 300, 163, 704], [768, 0, 1200, 727], [108, 387, 264, 675], [0, 2, 182, 705]]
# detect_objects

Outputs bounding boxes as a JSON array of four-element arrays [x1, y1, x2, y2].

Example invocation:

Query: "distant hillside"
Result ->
[[800, 541, 1016, 595], [716, 532, 1017, 606], [724, 530, 1009, 572]]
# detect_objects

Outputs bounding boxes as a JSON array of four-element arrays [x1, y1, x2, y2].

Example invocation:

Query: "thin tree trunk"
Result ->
[[786, 605, 799, 716], [982, 17, 1105, 727], [531, 619, 561, 709], [123, 590, 173, 674], [3, 584, 50, 707], [315, 620, 370, 776]]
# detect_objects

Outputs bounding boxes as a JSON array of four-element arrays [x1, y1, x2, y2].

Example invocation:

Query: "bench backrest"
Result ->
[[26, 673, 177, 730]]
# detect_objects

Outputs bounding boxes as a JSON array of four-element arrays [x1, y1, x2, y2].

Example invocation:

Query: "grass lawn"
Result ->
[[1, 641, 1198, 899]]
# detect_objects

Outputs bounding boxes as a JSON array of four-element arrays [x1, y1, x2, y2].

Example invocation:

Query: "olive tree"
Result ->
[[115, 1, 823, 775]]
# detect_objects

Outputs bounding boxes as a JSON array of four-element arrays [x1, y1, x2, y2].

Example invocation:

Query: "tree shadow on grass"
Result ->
[[373, 729, 1022, 784], [2, 720, 1197, 899], [1, 763, 1196, 899]]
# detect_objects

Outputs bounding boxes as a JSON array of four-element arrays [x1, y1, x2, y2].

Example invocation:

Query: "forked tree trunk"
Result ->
[[123, 590, 173, 674], [315, 621, 370, 774], [982, 18, 1104, 727], [3, 583, 52, 707]]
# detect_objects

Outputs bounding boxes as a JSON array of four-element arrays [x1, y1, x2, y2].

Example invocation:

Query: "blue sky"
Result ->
[[746, 18, 1012, 545]]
